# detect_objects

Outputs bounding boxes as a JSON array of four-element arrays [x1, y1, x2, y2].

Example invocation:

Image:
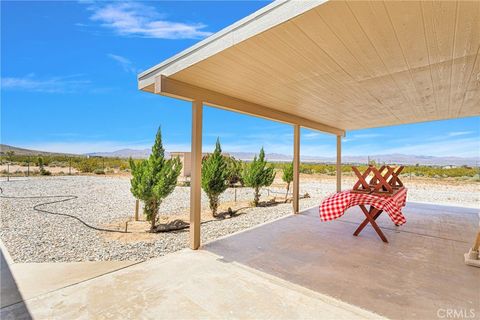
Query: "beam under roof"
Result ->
[[155, 76, 344, 135], [138, 0, 343, 135]]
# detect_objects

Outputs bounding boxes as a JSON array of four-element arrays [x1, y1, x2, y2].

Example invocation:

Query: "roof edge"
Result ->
[[137, 0, 327, 88]]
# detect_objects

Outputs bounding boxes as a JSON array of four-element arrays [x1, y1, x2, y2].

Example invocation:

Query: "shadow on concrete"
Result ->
[[1, 249, 32, 319], [204, 202, 480, 320]]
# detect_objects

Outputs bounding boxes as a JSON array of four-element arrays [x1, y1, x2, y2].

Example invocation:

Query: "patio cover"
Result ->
[[137, 0, 479, 249], [139, 0, 479, 134]]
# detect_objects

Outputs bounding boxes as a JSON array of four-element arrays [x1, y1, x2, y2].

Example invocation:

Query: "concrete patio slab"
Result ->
[[1, 249, 384, 319], [1, 249, 137, 309], [205, 202, 480, 320]]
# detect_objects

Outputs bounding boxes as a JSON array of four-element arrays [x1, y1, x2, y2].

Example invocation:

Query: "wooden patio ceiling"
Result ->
[[138, 0, 480, 133]]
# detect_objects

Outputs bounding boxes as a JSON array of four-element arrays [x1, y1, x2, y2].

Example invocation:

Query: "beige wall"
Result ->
[[170, 152, 191, 177], [170, 152, 229, 178]]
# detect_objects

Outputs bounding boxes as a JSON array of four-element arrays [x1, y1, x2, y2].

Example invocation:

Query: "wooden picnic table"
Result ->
[[319, 165, 407, 243]]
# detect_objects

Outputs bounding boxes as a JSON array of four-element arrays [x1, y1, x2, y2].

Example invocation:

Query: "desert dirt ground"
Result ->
[[0, 164, 79, 175]]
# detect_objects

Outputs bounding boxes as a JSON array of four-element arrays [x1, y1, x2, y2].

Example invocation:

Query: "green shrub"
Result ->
[[201, 139, 229, 216], [299, 165, 313, 174], [129, 127, 182, 231], [242, 147, 276, 207], [93, 168, 105, 175], [37, 157, 44, 169], [282, 162, 293, 200], [76, 159, 97, 173], [5, 151, 15, 164], [40, 169, 51, 176], [37, 157, 51, 175]]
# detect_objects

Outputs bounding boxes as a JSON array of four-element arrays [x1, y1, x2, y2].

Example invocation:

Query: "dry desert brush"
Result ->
[[129, 127, 182, 231], [37, 157, 51, 176]]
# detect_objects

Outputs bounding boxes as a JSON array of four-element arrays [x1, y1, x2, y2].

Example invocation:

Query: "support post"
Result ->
[[190, 100, 203, 250], [293, 124, 300, 213], [336, 135, 342, 192]]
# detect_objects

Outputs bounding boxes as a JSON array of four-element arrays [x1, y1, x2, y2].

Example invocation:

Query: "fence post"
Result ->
[[134, 199, 139, 221], [27, 161, 30, 177], [69, 158, 72, 175]]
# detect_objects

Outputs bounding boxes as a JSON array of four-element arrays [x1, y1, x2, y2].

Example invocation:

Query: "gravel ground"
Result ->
[[0, 175, 478, 263], [0, 176, 319, 263]]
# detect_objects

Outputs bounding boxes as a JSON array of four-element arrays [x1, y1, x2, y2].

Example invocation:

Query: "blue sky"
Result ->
[[1, 1, 479, 159]]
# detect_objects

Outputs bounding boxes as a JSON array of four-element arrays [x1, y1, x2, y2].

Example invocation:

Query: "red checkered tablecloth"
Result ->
[[319, 188, 408, 225]]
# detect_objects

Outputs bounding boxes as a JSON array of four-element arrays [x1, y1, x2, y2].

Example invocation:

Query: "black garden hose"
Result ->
[[0, 177, 276, 234], [0, 184, 243, 234], [0, 186, 129, 233]]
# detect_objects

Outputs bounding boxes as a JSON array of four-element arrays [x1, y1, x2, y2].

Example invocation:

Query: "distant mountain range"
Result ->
[[229, 152, 478, 166], [86, 148, 155, 159], [1, 144, 477, 166], [0, 144, 77, 157]]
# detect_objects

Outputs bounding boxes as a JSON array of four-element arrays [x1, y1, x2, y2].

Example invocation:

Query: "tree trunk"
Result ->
[[253, 187, 260, 207], [209, 194, 218, 217], [285, 182, 290, 202], [150, 214, 156, 231], [149, 200, 158, 232]]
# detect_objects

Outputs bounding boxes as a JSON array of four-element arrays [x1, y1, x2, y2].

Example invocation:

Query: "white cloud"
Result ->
[[303, 132, 320, 139], [447, 131, 474, 137], [87, 2, 212, 39], [342, 133, 383, 143], [352, 133, 383, 139], [304, 132, 319, 137], [1, 74, 91, 93], [107, 53, 139, 74]]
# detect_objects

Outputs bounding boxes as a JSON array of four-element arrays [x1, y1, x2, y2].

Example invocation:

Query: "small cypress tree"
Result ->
[[129, 127, 182, 231], [282, 162, 293, 201], [201, 138, 228, 216], [242, 147, 276, 207]]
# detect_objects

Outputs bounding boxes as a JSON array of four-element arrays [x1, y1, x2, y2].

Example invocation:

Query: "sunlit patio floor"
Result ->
[[206, 202, 480, 319], [1, 202, 479, 319]]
